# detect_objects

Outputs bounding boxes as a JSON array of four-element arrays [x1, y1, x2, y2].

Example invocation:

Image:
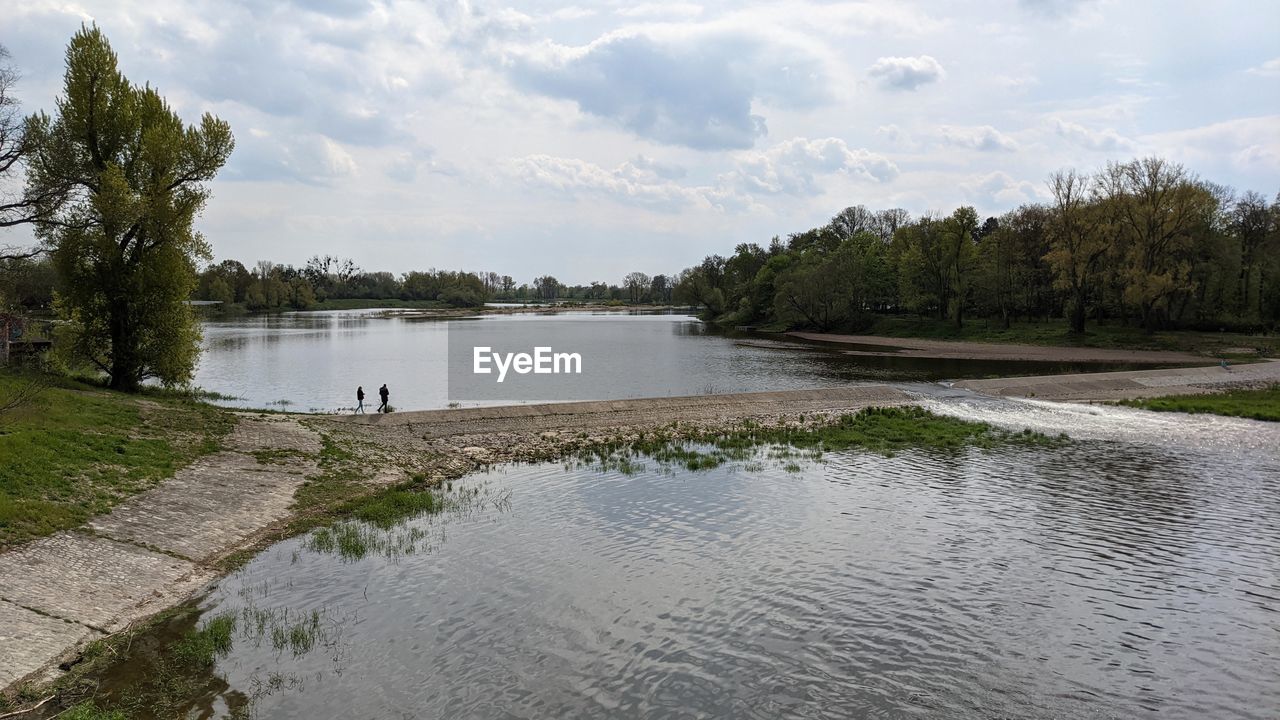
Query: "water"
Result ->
[[193, 310, 1174, 411], [100, 400, 1280, 719]]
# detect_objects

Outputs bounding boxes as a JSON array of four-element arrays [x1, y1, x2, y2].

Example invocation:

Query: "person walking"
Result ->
[[378, 383, 390, 413], [355, 386, 366, 414]]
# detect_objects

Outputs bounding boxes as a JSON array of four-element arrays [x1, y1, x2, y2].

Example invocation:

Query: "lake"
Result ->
[[193, 310, 1167, 412], [96, 398, 1280, 719]]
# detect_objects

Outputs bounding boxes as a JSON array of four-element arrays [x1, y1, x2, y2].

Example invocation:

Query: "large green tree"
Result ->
[[26, 26, 233, 390]]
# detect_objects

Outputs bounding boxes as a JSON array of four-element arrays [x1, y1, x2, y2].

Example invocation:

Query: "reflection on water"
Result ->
[[113, 400, 1279, 719], [193, 310, 1178, 411]]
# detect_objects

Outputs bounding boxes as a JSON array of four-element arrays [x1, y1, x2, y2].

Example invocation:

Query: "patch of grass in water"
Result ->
[[573, 406, 1066, 475], [1116, 384, 1280, 422], [173, 611, 237, 666]]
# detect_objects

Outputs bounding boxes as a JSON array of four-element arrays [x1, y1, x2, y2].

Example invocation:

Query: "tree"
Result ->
[[1097, 157, 1214, 330], [942, 206, 978, 327], [623, 271, 650, 303], [1044, 169, 1106, 333], [26, 26, 234, 389], [897, 214, 950, 319]]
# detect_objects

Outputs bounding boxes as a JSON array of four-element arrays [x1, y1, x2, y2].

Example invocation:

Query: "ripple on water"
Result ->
[[175, 431, 1279, 720]]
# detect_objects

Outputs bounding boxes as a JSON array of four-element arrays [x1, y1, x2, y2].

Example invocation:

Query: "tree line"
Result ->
[[190, 258, 680, 310], [671, 158, 1280, 334]]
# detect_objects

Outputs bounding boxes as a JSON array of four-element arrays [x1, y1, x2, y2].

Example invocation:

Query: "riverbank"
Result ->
[[953, 359, 1280, 401], [0, 385, 914, 701], [4, 362, 1279, 708], [771, 316, 1280, 357], [789, 331, 1213, 364]]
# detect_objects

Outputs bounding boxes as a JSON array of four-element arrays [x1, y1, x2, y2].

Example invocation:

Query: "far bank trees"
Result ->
[[675, 156, 1279, 335], [27, 26, 233, 390]]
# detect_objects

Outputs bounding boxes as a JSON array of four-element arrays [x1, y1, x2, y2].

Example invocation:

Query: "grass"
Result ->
[[1116, 384, 1280, 421], [0, 368, 235, 548], [574, 406, 1066, 475]]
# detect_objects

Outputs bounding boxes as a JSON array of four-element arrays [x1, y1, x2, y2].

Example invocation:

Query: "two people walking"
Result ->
[[355, 383, 391, 413]]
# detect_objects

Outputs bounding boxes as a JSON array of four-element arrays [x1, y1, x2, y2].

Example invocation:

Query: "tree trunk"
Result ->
[[1069, 295, 1087, 334], [108, 299, 140, 392]]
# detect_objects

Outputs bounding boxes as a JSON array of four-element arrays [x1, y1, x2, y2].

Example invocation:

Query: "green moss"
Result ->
[[1117, 384, 1280, 421], [0, 369, 234, 548]]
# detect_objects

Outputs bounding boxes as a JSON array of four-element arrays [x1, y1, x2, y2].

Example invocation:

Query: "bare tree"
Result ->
[[1, 45, 67, 259]]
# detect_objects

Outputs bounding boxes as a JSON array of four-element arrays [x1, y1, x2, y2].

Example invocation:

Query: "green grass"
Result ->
[[0, 369, 234, 548], [60, 702, 129, 720], [1116, 384, 1280, 421], [575, 406, 1066, 474], [860, 316, 1278, 356]]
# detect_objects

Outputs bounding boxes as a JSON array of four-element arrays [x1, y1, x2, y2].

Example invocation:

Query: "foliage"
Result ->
[[25, 26, 233, 390], [674, 156, 1279, 337]]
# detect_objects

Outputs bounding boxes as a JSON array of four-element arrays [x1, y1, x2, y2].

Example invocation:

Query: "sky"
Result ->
[[3, 0, 1278, 284]]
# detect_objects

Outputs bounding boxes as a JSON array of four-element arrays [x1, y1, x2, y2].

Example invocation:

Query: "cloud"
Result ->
[[615, 3, 704, 19], [507, 154, 732, 212], [1050, 118, 1134, 152], [1140, 116, 1280, 175], [386, 147, 456, 183], [939, 125, 1019, 152], [961, 171, 1042, 207], [508, 32, 828, 150], [1246, 58, 1280, 77], [725, 137, 898, 195], [226, 131, 358, 185], [508, 137, 894, 211], [1018, 0, 1097, 19], [867, 55, 945, 91]]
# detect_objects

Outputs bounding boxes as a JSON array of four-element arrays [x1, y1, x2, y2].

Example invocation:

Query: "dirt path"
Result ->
[[788, 331, 1206, 364]]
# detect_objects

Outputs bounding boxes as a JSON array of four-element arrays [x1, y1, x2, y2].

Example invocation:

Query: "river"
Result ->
[[193, 310, 1168, 412], [93, 396, 1279, 719]]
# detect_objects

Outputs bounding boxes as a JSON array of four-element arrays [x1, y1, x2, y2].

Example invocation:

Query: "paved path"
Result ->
[[0, 415, 321, 690], [955, 359, 1280, 401]]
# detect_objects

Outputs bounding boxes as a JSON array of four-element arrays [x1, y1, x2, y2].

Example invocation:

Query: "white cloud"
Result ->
[[615, 3, 704, 19], [1050, 118, 1134, 152], [1246, 58, 1280, 77], [726, 137, 898, 195], [507, 155, 735, 212], [867, 55, 945, 91], [1140, 116, 1280, 175], [939, 125, 1019, 152], [961, 171, 1043, 207]]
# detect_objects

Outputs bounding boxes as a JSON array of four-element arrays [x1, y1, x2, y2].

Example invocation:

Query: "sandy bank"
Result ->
[[788, 331, 1205, 364], [955, 359, 1280, 401]]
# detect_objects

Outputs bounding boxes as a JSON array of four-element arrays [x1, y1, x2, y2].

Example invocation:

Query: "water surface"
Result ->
[[194, 311, 1177, 411], [111, 399, 1279, 719]]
